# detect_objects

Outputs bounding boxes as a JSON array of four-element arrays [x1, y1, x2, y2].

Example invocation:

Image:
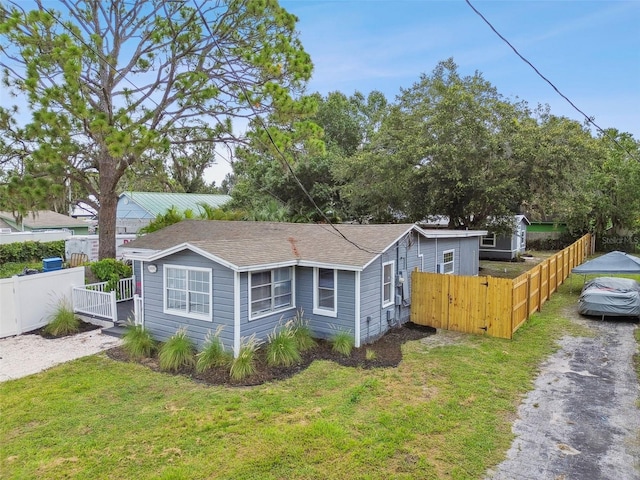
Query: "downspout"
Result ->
[[354, 271, 361, 348], [233, 271, 241, 357]]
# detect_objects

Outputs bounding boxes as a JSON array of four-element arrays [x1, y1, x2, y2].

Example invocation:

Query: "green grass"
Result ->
[[0, 281, 599, 479], [43, 299, 80, 336]]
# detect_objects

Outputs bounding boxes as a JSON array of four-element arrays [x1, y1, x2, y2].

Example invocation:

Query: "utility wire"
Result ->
[[193, 0, 381, 254], [465, 0, 640, 163], [27, 0, 382, 253]]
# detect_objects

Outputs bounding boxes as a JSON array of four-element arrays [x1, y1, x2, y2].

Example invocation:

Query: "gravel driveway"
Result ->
[[487, 310, 640, 480], [0, 329, 121, 382]]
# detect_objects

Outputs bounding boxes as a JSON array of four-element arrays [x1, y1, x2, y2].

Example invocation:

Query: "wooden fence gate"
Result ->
[[411, 272, 514, 339], [410, 233, 592, 340]]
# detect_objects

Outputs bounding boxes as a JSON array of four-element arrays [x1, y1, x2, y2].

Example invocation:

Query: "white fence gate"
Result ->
[[0, 267, 85, 338]]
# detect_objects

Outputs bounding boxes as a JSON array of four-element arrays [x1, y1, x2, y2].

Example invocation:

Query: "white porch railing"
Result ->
[[84, 277, 135, 302], [72, 276, 135, 322], [73, 287, 117, 321]]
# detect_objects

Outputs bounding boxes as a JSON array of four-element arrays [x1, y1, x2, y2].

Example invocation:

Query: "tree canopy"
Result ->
[[0, 0, 315, 257]]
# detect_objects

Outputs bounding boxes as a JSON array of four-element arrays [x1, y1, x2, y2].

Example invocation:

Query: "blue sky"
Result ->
[[281, 0, 640, 138]]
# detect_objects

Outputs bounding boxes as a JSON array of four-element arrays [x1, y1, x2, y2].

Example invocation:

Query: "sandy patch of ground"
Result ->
[[0, 330, 122, 382]]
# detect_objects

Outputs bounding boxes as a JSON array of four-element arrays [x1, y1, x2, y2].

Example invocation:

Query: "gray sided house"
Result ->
[[116, 191, 231, 234], [123, 220, 486, 355], [479, 215, 530, 261]]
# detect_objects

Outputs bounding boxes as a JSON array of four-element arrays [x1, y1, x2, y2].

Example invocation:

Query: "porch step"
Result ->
[[102, 325, 128, 339]]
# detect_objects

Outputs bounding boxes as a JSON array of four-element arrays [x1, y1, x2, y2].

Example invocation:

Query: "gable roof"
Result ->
[[0, 210, 88, 229], [124, 220, 485, 271], [119, 192, 231, 217]]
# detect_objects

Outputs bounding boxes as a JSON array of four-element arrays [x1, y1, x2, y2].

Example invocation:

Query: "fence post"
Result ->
[[110, 290, 117, 323]]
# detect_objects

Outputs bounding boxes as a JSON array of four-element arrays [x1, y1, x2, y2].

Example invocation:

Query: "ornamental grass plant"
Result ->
[[158, 328, 195, 372], [122, 324, 156, 360], [43, 299, 80, 337], [266, 323, 301, 367], [196, 327, 231, 373]]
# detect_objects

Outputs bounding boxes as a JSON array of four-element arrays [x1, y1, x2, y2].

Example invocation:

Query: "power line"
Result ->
[[192, 0, 381, 254], [465, 0, 640, 163]]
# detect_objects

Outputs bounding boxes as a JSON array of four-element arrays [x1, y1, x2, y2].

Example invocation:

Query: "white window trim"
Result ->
[[443, 249, 455, 275], [481, 234, 496, 247], [313, 267, 337, 317], [163, 264, 212, 321], [382, 261, 395, 308], [248, 267, 296, 321]]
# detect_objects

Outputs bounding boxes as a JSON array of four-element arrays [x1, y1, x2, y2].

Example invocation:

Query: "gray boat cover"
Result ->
[[572, 251, 640, 274], [578, 277, 640, 317]]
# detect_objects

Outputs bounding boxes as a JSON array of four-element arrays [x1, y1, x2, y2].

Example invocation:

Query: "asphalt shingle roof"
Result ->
[[0, 210, 88, 229], [124, 220, 418, 270]]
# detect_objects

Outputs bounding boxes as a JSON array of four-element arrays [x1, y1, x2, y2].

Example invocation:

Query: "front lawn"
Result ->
[[0, 283, 586, 479]]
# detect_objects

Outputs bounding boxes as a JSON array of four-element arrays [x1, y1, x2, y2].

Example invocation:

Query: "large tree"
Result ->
[[0, 0, 314, 258], [231, 90, 388, 221], [337, 59, 531, 230]]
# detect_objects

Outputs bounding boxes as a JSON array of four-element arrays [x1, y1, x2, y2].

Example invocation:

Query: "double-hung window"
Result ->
[[481, 234, 496, 247], [314, 268, 337, 317], [382, 261, 394, 307], [164, 265, 212, 320], [442, 250, 455, 274], [250, 267, 293, 319]]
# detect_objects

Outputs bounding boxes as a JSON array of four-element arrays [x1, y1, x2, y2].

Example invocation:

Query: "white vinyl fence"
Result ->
[[0, 267, 85, 338]]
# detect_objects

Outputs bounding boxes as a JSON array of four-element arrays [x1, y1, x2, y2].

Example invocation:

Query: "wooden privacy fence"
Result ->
[[411, 233, 592, 339]]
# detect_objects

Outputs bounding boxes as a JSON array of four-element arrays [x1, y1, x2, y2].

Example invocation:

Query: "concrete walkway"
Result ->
[[487, 316, 640, 480]]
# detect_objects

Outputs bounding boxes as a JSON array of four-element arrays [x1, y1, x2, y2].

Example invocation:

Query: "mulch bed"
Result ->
[[106, 322, 436, 387], [25, 320, 101, 339]]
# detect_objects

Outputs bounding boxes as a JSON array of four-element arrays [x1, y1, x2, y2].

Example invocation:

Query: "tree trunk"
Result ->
[[98, 155, 119, 259]]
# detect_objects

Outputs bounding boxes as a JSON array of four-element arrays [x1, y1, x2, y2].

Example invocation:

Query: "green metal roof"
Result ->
[[120, 192, 231, 217]]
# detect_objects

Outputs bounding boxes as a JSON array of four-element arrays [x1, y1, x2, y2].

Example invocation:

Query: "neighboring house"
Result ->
[[123, 220, 487, 355], [0, 210, 90, 235], [116, 191, 232, 233], [479, 215, 530, 261], [526, 219, 568, 243]]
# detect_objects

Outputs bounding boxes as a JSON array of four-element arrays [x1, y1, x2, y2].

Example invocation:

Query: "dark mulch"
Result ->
[[106, 322, 436, 387], [25, 320, 101, 339]]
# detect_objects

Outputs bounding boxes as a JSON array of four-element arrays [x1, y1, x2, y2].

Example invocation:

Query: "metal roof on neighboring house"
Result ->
[[123, 220, 487, 271], [0, 210, 88, 229], [119, 192, 231, 218]]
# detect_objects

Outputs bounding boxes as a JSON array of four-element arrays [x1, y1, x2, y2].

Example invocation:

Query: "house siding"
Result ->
[[237, 271, 297, 346], [141, 250, 235, 349], [132, 228, 485, 354], [419, 237, 480, 276], [294, 267, 356, 340], [359, 231, 423, 344]]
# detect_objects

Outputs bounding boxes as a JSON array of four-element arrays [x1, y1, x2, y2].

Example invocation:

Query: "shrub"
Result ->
[[44, 299, 80, 337], [266, 323, 301, 367], [230, 335, 259, 381], [290, 310, 316, 352], [89, 259, 132, 294], [122, 324, 156, 360], [331, 330, 354, 357], [196, 327, 231, 373], [158, 328, 195, 372], [0, 240, 64, 264]]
